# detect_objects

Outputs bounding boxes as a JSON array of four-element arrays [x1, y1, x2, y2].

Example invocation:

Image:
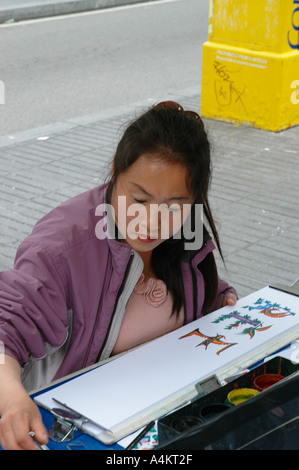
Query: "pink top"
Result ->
[[112, 274, 184, 355]]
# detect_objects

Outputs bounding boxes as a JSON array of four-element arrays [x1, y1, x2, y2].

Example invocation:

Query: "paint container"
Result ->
[[226, 388, 259, 406], [198, 403, 231, 421], [253, 373, 284, 391], [170, 416, 203, 433]]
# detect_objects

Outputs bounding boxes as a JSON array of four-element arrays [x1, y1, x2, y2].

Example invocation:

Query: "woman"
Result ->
[[0, 101, 237, 450]]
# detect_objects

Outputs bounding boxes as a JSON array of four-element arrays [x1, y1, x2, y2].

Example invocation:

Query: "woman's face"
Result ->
[[110, 154, 193, 253]]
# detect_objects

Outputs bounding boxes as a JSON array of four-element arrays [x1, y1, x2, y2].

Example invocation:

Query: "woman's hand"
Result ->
[[0, 355, 48, 450], [222, 293, 238, 307], [0, 390, 48, 450]]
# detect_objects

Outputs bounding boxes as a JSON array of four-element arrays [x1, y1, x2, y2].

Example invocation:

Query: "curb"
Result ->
[[0, 0, 160, 24], [0, 85, 201, 148]]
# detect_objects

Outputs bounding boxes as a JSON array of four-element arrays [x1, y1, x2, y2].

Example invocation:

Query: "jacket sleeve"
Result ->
[[213, 275, 238, 311], [0, 240, 70, 367]]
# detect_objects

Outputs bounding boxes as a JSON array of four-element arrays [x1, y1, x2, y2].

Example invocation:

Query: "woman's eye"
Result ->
[[133, 198, 146, 204]]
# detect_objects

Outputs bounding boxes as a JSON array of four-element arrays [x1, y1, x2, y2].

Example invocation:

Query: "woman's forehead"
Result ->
[[120, 154, 191, 199]]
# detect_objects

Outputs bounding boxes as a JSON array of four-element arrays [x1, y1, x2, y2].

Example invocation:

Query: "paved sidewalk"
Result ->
[[0, 0, 157, 23], [0, 87, 299, 299]]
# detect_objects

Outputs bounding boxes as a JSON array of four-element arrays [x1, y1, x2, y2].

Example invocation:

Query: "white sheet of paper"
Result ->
[[35, 286, 299, 433]]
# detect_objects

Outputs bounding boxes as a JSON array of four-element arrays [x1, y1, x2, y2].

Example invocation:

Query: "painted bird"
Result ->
[[238, 325, 272, 339]]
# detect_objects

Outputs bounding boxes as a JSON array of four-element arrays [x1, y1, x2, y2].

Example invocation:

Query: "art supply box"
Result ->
[[157, 357, 299, 450]]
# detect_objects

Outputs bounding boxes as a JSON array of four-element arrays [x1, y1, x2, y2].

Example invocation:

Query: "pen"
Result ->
[[125, 421, 155, 450], [28, 431, 49, 450]]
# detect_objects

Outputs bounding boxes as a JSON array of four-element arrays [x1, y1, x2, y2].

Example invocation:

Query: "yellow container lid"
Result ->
[[227, 388, 259, 406]]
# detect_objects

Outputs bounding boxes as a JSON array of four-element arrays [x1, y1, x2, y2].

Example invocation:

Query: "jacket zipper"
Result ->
[[190, 262, 198, 322], [95, 251, 134, 363]]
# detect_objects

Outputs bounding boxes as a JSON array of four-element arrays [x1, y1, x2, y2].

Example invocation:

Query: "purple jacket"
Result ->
[[0, 184, 236, 391]]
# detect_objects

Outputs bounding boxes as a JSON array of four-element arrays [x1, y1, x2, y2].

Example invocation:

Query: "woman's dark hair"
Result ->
[[106, 104, 223, 317]]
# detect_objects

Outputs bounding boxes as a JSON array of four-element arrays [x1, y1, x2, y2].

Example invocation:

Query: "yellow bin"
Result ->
[[201, 0, 299, 131]]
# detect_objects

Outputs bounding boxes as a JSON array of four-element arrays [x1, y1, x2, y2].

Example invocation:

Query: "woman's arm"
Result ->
[[0, 355, 48, 450], [0, 243, 68, 449], [0, 240, 70, 385]]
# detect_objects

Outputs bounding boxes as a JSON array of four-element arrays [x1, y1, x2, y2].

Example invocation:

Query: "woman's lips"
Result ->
[[137, 234, 158, 243]]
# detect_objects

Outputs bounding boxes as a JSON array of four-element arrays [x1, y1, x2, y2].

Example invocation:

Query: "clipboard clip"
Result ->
[[48, 398, 113, 442], [49, 405, 82, 442], [49, 413, 79, 442]]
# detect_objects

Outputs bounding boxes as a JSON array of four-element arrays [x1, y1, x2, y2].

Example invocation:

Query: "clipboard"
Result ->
[[34, 285, 299, 445]]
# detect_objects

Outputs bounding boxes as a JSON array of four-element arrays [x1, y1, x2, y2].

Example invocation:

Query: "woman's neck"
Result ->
[[138, 250, 156, 279]]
